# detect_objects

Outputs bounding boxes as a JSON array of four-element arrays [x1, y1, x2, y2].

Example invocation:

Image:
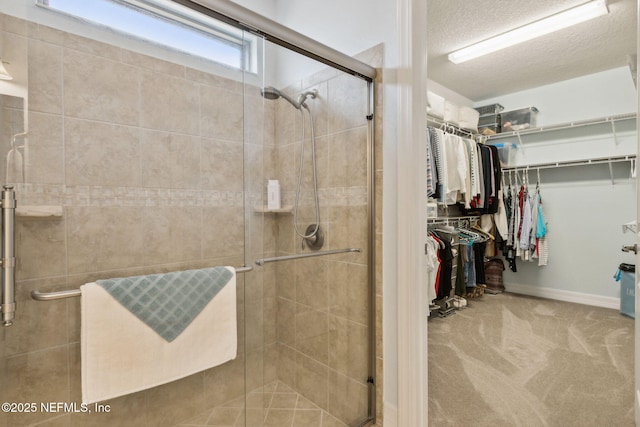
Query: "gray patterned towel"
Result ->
[[97, 267, 233, 342]]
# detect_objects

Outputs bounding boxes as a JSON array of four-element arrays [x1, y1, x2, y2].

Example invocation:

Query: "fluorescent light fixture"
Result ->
[[448, 0, 609, 64]]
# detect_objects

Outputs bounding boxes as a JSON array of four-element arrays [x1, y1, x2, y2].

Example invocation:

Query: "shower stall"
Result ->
[[0, 1, 377, 426]]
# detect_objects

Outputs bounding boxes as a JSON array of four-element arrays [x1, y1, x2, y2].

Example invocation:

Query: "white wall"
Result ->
[[477, 67, 637, 305], [478, 66, 636, 127]]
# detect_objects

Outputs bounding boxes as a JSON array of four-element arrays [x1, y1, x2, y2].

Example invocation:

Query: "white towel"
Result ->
[[81, 267, 237, 404]]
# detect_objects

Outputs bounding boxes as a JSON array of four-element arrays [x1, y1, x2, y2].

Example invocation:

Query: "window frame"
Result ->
[[36, 0, 257, 73]]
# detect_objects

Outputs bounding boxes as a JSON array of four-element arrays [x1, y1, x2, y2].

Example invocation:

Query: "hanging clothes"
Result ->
[[426, 126, 502, 213], [425, 236, 441, 303], [429, 230, 455, 300]]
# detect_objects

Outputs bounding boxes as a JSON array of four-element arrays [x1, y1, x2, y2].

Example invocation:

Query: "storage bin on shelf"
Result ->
[[491, 142, 517, 167], [476, 104, 504, 135], [501, 107, 538, 132], [474, 103, 504, 115]]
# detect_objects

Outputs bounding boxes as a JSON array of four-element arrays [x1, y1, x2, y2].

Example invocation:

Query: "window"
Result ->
[[36, 0, 256, 72]]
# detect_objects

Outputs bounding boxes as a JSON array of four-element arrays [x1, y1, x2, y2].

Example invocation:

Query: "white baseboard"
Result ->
[[505, 283, 619, 310], [383, 402, 398, 427]]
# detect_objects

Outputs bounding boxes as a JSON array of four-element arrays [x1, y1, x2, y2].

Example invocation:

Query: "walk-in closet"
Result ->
[[426, 0, 638, 425]]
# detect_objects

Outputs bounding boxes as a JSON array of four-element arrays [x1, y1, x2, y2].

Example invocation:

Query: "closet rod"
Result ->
[[427, 216, 481, 226], [31, 265, 254, 301], [502, 154, 636, 172], [427, 116, 477, 139]]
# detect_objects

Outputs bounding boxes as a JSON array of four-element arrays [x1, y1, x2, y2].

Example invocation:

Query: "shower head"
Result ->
[[260, 86, 302, 109], [260, 86, 281, 100]]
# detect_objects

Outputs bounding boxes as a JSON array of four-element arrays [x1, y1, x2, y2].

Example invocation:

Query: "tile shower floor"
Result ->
[[177, 381, 348, 427]]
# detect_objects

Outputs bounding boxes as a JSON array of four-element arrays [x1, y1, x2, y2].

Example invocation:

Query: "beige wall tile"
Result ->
[[245, 347, 264, 392], [185, 67, 243, 92], [275, 143, 298, 193], [295, 353, 328, 411], [200, 85, 243, 142], [201, 206, 244, 259], [66, 206, 144, 274], [16, 215, 66, 281], [64, 49, 140, 126], [201, 138, 242, 191], [43, 29, 121, 61], [295, 258, 328, 310], [204, 357, 245, 408], [141, 206, 203, 266], [265, 343, 278, 385], [28, 39, 62, 114], [5, 346, 69, 426], [277, 343, 296, 388], [328, 316, 368, 381], [328, 74, 368, 134], [245, 297, 264, 352], [144, 373, 205, 427], [328, 261, 368, 325], [140, 129, 200, 189], [276, 260, 295, 300], [65, 118, 141, 187], [244, 142, 267, 195], [327, 126, 368, 188], [26, 111, 64, 184], [328, 371, 368, 425], [140, 70, 199, 135], [295, 303, 328, 365], [121, 49, 184, 78], [3, 14, 32, 36], [244, 89, 272, 146], [277, 297, 296, 346], [326, 205, 368, 265]]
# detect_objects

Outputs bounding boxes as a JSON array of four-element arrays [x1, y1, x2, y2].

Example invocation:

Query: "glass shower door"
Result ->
[[258, 39, 374, 426]]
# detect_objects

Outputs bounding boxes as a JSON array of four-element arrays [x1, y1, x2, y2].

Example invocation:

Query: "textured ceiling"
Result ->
[[427, 0, 637, 101]]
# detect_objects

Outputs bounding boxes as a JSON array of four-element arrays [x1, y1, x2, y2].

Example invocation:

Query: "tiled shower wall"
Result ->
[[1, 13, 268, 427]]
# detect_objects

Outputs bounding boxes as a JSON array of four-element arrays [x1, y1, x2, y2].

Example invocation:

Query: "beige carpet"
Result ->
[[428, 293, 634, 427]]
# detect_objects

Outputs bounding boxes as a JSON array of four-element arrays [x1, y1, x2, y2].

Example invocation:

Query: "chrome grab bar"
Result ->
[[255, 248, 361, 266], [31, 265, 254, 301]]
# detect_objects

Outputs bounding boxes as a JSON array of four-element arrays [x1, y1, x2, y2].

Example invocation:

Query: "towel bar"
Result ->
[[255, 248, 361, 266], [31, 265, 254, 301]]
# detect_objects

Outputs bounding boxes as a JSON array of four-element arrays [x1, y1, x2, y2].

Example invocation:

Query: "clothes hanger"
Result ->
[[471, 224, 495, 241]]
